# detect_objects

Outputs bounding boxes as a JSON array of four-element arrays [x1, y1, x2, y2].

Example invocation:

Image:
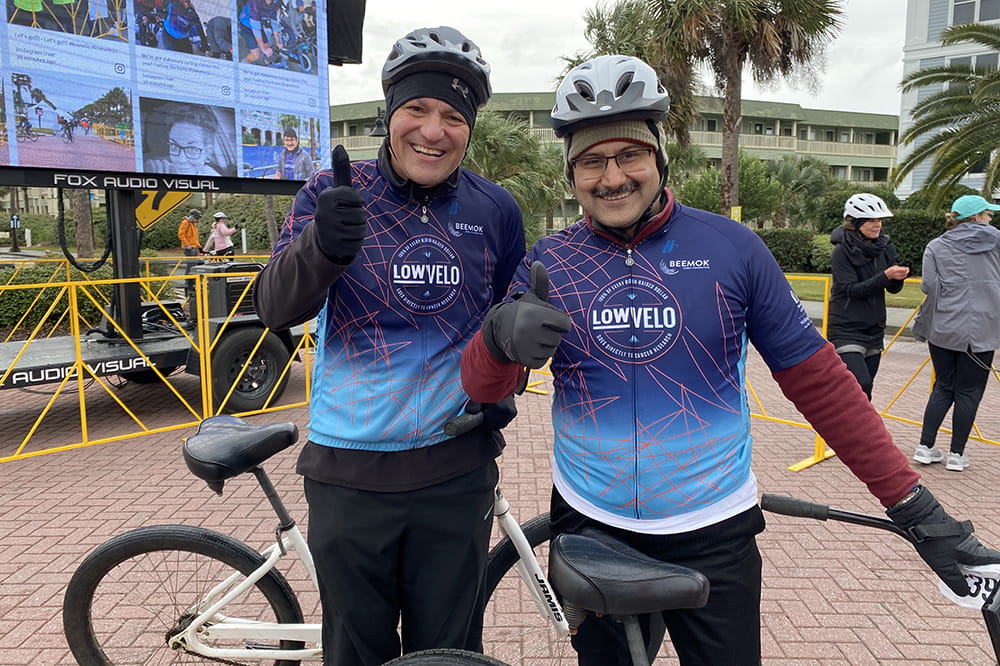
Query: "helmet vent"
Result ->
[[615, 72, 635, 97]]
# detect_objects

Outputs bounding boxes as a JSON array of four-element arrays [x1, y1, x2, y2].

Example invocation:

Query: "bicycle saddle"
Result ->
[[549, 529, 709, 617], [183, 415, 298, 494]]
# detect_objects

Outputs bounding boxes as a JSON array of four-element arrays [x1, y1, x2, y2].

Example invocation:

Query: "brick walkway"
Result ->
[[1, 339, 998, 665]]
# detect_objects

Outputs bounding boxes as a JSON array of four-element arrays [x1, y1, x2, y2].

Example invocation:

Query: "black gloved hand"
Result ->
[[314, 144, 367, 265], [887, 485, 1000, 596], [482, 261, 572, 369], [465, 397, 517, 431]]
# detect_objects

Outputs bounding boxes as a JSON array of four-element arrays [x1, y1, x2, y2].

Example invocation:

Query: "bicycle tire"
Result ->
[[482, 513, 579, 664], [384, 648, 510, 665], [63, 524, 306, 665]]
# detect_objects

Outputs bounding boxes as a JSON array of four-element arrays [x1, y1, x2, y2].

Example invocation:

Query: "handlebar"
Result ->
[[762, 492, 1000, 662], [443, 411, 485, 437], [760, 493, 909, 540]]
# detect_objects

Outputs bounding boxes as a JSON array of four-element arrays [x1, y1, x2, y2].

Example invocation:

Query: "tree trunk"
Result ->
[[204, 192, 214, 209], [264, 194, 278, 247], [720, 49, 744, 217], [70, 189, 94, 258]]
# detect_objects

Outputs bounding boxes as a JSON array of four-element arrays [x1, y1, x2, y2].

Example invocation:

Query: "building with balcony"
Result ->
[[331, 92, 899, 184], [897, 0, 1000, 198]]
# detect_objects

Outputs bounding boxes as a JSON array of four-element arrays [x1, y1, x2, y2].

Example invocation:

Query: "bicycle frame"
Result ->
[[172, 521, 323, 660], [492, 487, 571, 638], [162, 482, 565, 661]]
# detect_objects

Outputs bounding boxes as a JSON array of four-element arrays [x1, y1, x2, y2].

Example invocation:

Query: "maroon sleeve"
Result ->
[[461, 329, 526, 402], [771, 342, 920, 507]]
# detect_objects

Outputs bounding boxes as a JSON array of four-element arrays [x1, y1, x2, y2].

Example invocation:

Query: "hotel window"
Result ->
[[954, 0, 975, 23]]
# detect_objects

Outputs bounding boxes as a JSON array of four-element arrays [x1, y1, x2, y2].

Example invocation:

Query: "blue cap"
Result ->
[[952, 194, 1000, 220]]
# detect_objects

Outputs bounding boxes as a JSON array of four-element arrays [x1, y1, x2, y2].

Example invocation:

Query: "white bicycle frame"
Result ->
[[166, 486, 567, 661]]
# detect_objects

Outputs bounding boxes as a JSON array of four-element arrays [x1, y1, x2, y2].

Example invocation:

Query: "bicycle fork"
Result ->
[[492, 488, 571, 638]]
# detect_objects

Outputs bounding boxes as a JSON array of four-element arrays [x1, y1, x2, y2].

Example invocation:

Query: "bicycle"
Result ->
[[15, 117, 38, 142], [394, 493, 1000, 666], [62, 412, 572, 664]]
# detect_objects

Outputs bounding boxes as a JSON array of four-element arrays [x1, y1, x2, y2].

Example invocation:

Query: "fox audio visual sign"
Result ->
[[0, 0, 365, 192]]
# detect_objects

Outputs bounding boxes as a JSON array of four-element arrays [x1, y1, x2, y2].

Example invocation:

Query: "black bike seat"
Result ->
[[183, 416, 298, 489], [549, 529, 709, 616]]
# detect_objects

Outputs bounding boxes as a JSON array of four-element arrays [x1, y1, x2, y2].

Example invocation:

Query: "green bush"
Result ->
[[809, 233, 833, 273], [0, 264, 115, 330], [755, 228, 814, 272]]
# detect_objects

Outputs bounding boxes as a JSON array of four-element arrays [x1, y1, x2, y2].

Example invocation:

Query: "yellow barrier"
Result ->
[[0, 268, 311, 461]]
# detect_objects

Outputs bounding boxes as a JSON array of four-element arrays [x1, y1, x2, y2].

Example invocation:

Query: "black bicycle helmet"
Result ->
[[188, 209, 202, 218], [381, 26, 492, 106], [551, 55, 669, 138]]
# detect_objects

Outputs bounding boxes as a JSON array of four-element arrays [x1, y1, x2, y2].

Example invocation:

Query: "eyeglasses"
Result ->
[[168, 140, 204, 159], [571, 148, 655, 179]]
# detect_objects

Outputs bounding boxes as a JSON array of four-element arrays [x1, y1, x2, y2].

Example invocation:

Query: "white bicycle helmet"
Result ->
[[381, 26, 492, 106], [213, 211, 227, 220], [844, 194, 893, 220], [550, 55, 670, 138]]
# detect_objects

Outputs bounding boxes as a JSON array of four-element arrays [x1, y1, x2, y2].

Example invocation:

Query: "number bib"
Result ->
[[938, 564, 1000, 609]]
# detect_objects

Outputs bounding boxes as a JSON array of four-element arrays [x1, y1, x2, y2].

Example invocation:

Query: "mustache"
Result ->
[[591, 182, 639, 198]]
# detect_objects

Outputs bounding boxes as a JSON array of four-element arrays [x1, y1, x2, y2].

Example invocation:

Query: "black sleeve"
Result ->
[[253, 222, 347, 330]]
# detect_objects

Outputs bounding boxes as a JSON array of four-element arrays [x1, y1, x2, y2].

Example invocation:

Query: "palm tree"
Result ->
[[893, 23, 1000, 208], [641, 0, 843, 214], [581, 0, 701, 147], [465, 112, 567, 247]]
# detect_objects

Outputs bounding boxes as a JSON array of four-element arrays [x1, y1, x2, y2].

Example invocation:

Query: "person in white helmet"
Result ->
[[202, 211, 236, 256], [461, 56, 999, 666], [827, 193, 910, 399]]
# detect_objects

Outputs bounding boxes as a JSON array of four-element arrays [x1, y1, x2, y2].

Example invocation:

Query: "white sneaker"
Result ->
[[946, 452, 970, 471], [913, 445, 943, 464]]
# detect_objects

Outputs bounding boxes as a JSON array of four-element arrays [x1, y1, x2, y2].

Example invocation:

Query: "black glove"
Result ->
[[482, 261, 572, 369], [314, 144, 367, 265], [465, 397, 517, 431], [887, 485, 1000, 596]]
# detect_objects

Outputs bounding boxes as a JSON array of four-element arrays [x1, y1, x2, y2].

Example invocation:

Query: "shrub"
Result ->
[[0, 264, 115, 330], [809, 233, 833, 273], [755, 228, 814, 272]]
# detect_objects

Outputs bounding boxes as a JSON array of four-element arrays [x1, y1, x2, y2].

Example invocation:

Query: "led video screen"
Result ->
[[2, 0, 336, 182]]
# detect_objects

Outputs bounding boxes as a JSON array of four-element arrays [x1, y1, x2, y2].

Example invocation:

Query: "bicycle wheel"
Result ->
[[385, 648, 510, 665], [482, 513, 577, 664], [63, 524, 306, 665]]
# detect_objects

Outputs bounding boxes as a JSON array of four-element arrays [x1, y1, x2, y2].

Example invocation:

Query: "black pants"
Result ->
[[304, 461, 498, 666], [836, 349, 881, 400], [550, 490, 765, 666], [919, 343, 994, 455]]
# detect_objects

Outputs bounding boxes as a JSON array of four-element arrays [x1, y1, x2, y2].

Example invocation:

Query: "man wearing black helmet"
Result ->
[[253, 26, 525, 665], [461, 54, 1000, 665]]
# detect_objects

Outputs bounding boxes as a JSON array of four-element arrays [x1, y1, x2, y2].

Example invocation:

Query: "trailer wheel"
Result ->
[[211, 328, 290, 413]]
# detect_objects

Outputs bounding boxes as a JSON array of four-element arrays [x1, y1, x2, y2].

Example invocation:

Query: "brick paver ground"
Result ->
[[1, 338, 998, 665]]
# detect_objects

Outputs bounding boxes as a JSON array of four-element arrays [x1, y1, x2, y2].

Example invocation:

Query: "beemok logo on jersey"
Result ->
[[391, 235, 463, 313], [589, 276, 682, 362], [447, 220, 485, 238]]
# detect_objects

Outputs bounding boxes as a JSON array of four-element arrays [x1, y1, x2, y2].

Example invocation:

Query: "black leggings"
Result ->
[[919, 343, 994, 455], [836, 350, 881, 400]]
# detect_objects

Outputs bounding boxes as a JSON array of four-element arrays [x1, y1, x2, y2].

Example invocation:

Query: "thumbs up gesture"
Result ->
[[314, 144, 368, 265], [482, 261, 572, 368]]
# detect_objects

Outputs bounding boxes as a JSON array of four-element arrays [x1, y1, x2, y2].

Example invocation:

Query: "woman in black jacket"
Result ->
[[827, 193, 910, 399]]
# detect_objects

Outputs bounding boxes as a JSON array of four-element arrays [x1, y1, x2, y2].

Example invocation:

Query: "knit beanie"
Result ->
[[565, 120, 663, 181], [385, 71, 481, 130]]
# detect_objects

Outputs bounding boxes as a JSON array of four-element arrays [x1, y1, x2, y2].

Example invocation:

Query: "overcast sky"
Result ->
[[329, 0, 908, 116]]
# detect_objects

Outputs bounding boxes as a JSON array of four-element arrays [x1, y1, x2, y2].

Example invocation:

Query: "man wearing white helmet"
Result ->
[[462, 54, 1000, 665], [828, 193, 909, 399], [254, 26, 525, 665]]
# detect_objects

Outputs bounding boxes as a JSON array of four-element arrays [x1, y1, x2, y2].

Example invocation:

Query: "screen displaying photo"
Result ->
[[2, 0, 330, 180]]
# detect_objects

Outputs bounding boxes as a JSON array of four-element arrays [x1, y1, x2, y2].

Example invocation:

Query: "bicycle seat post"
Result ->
[[251, 467, 296, 546]]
